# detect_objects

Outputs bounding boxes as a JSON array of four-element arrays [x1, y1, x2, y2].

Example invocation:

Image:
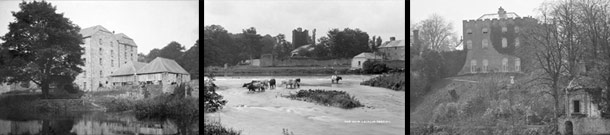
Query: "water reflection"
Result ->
[[0, 111, 197, 134]]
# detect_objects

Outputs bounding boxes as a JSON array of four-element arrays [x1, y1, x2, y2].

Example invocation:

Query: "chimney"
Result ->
[[390, 37, 396, 41], [498, 7, 507, 19]]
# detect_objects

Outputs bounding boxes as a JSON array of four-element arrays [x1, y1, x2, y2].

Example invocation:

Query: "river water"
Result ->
[[0, 110, 197, 134], [205, 75, 406, 135]]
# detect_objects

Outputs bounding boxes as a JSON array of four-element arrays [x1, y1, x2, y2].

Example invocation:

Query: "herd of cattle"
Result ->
[[204, 75, 343, 92], [242, 78, 303, 92]]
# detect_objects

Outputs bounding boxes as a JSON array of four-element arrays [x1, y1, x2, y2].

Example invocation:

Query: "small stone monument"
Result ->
[[510, 76, 515, 84]]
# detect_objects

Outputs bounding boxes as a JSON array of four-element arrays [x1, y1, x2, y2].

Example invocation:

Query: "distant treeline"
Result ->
[[204, 25, 384, 68]]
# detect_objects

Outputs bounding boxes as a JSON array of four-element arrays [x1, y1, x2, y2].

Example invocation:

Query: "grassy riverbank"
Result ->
[[360, 72, 406, 91], [204, 66, 354, 76]]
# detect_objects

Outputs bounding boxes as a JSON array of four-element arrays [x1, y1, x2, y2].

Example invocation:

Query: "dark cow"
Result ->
[[295, 78, 301, 88], [269, 79, 276, 89], [242, 81, 266, 92], [331, 75, 342, 84]]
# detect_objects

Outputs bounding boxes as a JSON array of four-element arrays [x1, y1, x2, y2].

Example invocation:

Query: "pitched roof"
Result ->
[[353, 52, 383, 59], [110, 61, 147, 76], [379, 40, 406, 48], [137, 57, 189, 75], [114, 33, 137, 47], [80, 25, 112, 38]]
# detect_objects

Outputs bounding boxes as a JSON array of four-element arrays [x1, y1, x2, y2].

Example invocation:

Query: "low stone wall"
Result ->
[[273, 58, 351, 67]]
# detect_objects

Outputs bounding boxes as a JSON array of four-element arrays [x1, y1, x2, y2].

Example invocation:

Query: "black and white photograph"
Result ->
[[203, 0, 406, 135], [0, 0, 199, 134], [411, 0, 610, 134]]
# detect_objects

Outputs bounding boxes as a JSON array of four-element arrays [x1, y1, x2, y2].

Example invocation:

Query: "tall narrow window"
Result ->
[[482, 39, 489, 49], [471, 60, 477, 73], [100, 70, 102, 77], [111, 50, 114, 58], [467, 40, 473, 50], [515, 37, 520, 47], [502, 58, 508, 72], [111, 60, 114, 67], [99, 58, 102, 65], [99, 39, 102, 45], [515, 26, 520, 33], [99, 48, 102, 56], [502, 26, 507, 33], [573, 100, 581, 113], [502, 38, 508, 48], [467, 29, 473, 35], [515, 58, 521, 72], [483, 59, 489, 73], [482, 28, 489, 34], [84, 82, 86, 90]]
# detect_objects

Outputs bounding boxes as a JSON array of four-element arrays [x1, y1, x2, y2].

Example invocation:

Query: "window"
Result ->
[[502, 26, 507, 32], [471, 60, 477, 73], [100, 70, 102, 77], [482, 39, 489, 49], [483, 59, 489, 73], [111, 41, 113, 47], [467, 40, 473, 50], [482, 28, 489, 34], [515, 58, 521, 72], [83, 58, 86, 64], [573, 100, 581, 113], [467, 29, 473, 34], [111, 50, 114, 58], [502, 58, 508, 72], [84, 82, 86, 90], [111, 60, 114, 67], [358, 61, 361, 66], [99, 39, 102, 45], [502, 38, 508, 48], [99, 58, 102, 65], [515, 38, 520, 47], [515, 26, 520, 33], [99, 48, 102, 55]]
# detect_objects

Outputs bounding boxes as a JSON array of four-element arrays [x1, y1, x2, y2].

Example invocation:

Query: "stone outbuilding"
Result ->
[[109, 61, 147, 86], [558, 80, 610, 135], [351, 52, 383, 69], [379, 37, 406, 61], [136, 57, 190, 93]]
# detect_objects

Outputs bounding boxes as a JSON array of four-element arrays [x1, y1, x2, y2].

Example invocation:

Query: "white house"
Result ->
[[351, 52, 383, 69]]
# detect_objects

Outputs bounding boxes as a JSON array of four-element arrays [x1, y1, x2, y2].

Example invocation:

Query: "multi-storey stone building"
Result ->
[[458, 7, 537, 75], [75, 25, 138, 91]]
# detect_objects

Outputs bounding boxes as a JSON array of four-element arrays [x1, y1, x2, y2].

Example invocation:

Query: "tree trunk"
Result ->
[[552, 80, 560, 134], [41, 80, 50, 99]]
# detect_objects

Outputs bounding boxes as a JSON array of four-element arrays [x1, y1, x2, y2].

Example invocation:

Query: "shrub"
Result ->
[[204, 120, 241, 135], [362, 60, 389, 74], [135, 83, 199, 120], [361, 73, 406, 91], [204, 81, 227, 113], [96, 97, 135, 112], [284, 89, 363, 109]]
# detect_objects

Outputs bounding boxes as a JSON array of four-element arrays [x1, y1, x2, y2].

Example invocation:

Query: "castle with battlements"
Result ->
[[458, 7, 537, 75]]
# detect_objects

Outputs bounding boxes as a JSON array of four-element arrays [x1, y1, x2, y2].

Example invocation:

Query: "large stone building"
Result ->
[[74, 25, 138, 91], [379, 37, 406, 60], [458, 7, 537, 75]]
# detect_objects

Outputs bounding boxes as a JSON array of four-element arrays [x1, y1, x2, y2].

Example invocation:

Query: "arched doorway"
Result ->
[[565, 121, 573, 135]]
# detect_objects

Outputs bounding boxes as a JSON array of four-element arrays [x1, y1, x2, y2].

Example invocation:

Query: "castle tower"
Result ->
[[458, 7, 537, 75]]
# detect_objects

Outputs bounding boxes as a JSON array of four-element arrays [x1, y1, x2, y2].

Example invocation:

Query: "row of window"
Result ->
[[467, 26, 520, 35], [470, 58, 521, 73], [466, 37, 520, 49]]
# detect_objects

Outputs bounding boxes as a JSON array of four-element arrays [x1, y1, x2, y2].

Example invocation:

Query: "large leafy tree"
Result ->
[[180, 40, 199, 79], [145, 48, 161, 63], [0, 1, 84, 98], [240, 27, 263, 61], [159, 41, 185, 60], [415, 14, 457, 53], [203, 25, 239, 67], [327, 28, 370, 58]]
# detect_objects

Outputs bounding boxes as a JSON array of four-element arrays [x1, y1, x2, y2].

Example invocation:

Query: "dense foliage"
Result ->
[[203, 81, 227, 113], [0, 1, 84, 98], [362, 60, 389, 74], [284, 89, 363, 109], [360, 73, 405, 91], [327, 28, 371, 58]]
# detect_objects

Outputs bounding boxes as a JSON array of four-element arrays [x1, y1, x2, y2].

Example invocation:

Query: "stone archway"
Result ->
[[565, 121, 573, 135]]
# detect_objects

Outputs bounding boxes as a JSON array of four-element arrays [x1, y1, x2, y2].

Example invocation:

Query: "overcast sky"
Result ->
[[204, 0, 406, 43], [0, 0, 199, 54], [410, 0, 550, 44]]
